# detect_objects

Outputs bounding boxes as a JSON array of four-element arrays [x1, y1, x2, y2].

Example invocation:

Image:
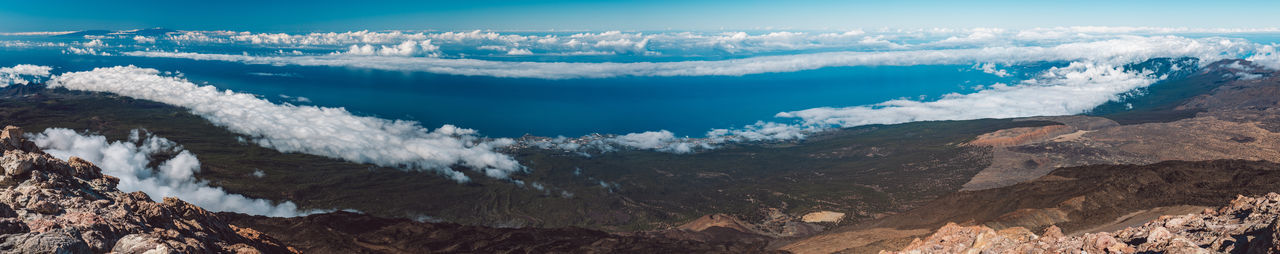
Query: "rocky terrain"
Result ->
[[218, 211, 783, 254], [0, 125, 295, 253], [781, 159, 1280, 253], [0, 86, 1049, 233], [199, 59, 1280, 253], [963, 60, 1279, 191], [0, 122, 786, 253], [781, 60, 1280, 254], [0, 58, 1274, 253], [888, 193, 1280, 253]]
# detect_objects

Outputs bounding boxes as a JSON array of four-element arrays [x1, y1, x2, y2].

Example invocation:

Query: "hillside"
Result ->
[[783, 59, 1280, 253]]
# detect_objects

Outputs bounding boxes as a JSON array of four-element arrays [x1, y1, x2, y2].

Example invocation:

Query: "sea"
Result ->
[[2, 29, 1279, 138]]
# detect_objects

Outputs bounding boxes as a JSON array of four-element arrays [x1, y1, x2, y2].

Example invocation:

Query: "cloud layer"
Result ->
[[524, 130, 714, 155], [99, 27, 1280, 57], [124, 36, 1258, 79], [0, 64, 52, 86], [30, 128, 310, 217], [48, 66, 522, 182], [525, 60, 1168, 154], [10, 28, 1280, 157], [779, 61, 1159, 127]]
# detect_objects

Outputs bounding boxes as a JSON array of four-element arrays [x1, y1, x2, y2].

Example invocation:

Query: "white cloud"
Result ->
[[334, 40, 441, 57], [48, 66, 523, 183], [505, 48, 533, 55], [148, 27, 1280, 59], [0, 40, 68, 48], [706, 121, 818, 142], [123, 36, 1258, 79], [778, 61, 1160, 127], [160, 29, 906, 56], [229, 30, 429, 45], [30, 128, 312, 217], [1246, 45, 1280, 70], [339, 44, 377, 55], [975, 63, 1011, 77], [133, 36, 156, 44], [62, 39, 111, 56], [610, 131, 677, 150], [20, 28, 1280, 156], [0, 64, 52, 86], [0, 31, 77, 36], [82, 39, 105, 48], [931, 28, 1006, 47], [524, 130, 715, 154], [63, 47, 102, 55], [525, 60, 1175, 154], [167, 31, 227, 43]]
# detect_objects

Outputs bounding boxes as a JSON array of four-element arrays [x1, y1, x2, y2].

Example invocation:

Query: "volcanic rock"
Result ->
[[0, 125, 295, 253], [885, 193, 1280, 253]]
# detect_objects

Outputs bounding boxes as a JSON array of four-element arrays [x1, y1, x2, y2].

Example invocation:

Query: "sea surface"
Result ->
[[4, 30, 1280, 138], [0, 47, 1023, 138]]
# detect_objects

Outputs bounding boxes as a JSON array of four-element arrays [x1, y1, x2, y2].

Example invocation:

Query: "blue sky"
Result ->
[[1, 0, 1278, 32]]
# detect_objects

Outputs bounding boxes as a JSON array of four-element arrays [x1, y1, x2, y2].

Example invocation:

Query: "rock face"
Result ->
[[0, 126, 295, 253], [886, 193, 1280, 253]]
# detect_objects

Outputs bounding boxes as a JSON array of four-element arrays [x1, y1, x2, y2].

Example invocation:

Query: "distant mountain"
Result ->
[[129, 28, 177, 37], [54, 30, 112, 38], [54, 28, 176, 38]]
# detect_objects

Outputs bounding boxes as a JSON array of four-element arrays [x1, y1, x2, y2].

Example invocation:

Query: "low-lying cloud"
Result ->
[[524, 130, 713, 155], [334, 40, 441, 57], [48, 66, 523, 183], [525, 61, 1166, 154], [105, 27, 1280, 57], [779, 61, 1159, 127], [0, 64, 52, 86], [124, 36, 1258, 79], [12, 29, 1280, 157], [31, 128, 311, 217]]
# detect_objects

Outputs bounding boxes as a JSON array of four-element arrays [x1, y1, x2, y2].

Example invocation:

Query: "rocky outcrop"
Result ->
[[0, 126, 295, 253], [886, 193, 1280, 253]]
